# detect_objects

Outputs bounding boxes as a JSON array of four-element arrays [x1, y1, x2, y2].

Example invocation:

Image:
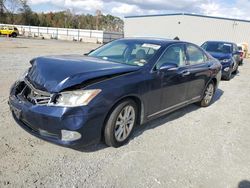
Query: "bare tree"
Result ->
[[0, 0, 7, 23], [0, 0, 6, 13], [4, 0, 22, 23]]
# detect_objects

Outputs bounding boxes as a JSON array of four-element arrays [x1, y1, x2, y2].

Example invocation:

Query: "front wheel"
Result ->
[[232, 63, 239, 74], [224, 68, 232, 81], [197, 82, 215, 107], [104, 100, 138, 147]]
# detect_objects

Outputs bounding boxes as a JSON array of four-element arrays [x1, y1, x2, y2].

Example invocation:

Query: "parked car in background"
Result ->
[[9, 38, 222, 148], [0, 25, 19, 37], [237, 45, 244, 65], [239, 43, 249, 58], [201, 41, 241, 80]]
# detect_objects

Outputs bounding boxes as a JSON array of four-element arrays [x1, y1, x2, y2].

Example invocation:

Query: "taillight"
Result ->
[[240, 52, 243, 58]]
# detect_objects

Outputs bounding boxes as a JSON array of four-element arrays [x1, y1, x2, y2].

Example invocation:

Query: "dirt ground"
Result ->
[[0, 38, 250, 188]]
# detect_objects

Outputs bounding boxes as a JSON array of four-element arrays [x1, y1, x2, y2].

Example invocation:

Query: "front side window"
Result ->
[[89, 40, 162, 66], [156, 44, 186, 69], [186, 44, 206, 65]]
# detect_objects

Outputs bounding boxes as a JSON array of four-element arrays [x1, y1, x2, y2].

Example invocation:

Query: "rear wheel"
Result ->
[[104, 100, 138, 147], [11, 33, 17, 38], [197, 82, 215, 107]]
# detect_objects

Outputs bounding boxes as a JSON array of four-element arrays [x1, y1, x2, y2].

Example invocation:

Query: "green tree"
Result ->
[[0, 3, 124, 32]]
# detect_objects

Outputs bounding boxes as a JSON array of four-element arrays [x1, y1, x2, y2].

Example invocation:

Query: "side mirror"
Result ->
[[234, 51, 241, 55], [84, 49, 94, 56], [159, 63, 178, 71]]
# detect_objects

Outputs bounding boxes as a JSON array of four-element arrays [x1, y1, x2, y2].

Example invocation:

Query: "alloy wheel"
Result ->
[[114, 105, 135, 142], [204, 83, 214, 104]]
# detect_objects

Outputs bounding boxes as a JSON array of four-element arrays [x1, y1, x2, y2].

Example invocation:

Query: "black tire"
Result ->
[[224, 68, 232, 81], [197, 81, 215, 107], [104, 99, 138, 147], [232, 64, 239, 74], [11, 32, 17, 37], [239, 60, 243, 65]]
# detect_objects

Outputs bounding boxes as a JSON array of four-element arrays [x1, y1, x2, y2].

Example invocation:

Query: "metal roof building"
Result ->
[[124, 13, 250, 46]]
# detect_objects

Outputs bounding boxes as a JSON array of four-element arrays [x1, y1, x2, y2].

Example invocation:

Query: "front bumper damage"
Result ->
[[8, 80, 105, 149]]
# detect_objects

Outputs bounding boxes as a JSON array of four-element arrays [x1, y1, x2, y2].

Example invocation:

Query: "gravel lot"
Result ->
[[0, 38, 250, 188]]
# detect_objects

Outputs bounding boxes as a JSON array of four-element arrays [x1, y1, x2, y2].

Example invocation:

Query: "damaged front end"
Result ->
[[18, 78, 102, 107], [8, 77, 107, 148], [8, 55, 141, 148]]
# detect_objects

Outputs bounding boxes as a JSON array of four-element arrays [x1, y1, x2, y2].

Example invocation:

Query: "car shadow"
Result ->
[[131, 88, 223, 142], [238, 180, 250, 188], [77, 88, 224, 152], [232, 70, 240, 78], [211, 88, 224, 105]]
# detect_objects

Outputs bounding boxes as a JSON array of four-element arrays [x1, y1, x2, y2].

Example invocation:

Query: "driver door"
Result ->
[[148, 44, 190, 118]]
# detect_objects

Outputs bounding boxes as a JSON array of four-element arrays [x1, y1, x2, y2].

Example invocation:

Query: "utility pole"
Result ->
[[95, 9, 101, 30]]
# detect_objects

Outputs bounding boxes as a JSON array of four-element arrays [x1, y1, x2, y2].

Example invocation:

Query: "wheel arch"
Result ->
[[211, 77, 217, 88], [101, 95, 144, 141], [201, 77, 217, 99]]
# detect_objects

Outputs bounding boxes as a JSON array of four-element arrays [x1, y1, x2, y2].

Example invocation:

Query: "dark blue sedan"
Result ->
[[9, 38, 222, 148], [201, 41, 241, 80]]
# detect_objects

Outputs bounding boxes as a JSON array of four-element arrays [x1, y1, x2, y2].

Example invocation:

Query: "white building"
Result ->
[[124, 13, 250, 46]]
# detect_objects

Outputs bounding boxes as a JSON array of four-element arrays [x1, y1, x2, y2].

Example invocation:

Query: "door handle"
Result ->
[[181, 70, 190, 76]]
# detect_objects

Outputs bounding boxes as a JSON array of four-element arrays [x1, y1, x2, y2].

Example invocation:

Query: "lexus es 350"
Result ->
[[9, 38, 222, 148], [201, 41, 240, 80]]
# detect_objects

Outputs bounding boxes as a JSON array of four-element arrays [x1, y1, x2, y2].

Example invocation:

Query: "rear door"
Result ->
[[185, 44, 211, 101]]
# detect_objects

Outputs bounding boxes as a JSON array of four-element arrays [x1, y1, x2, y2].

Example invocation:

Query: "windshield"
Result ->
[[88, 40, 162, 66], [202, 42, 232, 54]]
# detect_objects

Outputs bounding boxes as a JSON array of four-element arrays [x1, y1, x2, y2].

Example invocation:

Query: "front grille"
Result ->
[[16, 80, 53, 105], [26, 88, 51, 105]]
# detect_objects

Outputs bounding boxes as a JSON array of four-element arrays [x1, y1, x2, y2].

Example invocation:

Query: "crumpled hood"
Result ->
[[27, 55, 140, 93], [207, 51, 232, 61]]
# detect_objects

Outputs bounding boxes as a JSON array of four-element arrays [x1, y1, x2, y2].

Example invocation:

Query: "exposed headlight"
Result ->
[[54, 89, 101, 107], [220, 59, 231, 63], [18, 68, 29, 81]]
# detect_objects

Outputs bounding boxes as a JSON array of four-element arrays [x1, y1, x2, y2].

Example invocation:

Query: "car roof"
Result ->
[[116, 37, 185, 46], [204, 41, 235, 45]]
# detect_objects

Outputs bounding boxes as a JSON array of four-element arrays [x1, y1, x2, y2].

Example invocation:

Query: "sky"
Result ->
[[28, 0, 250, 20]]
